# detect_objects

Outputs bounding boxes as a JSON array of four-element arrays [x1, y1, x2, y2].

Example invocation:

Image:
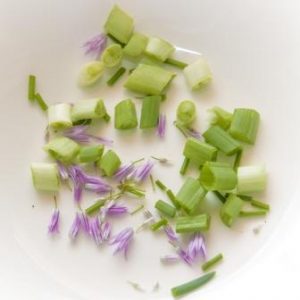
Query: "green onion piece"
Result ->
[[34, 93, 48, 111], [140, 55, 163, 67], [85, 199, 106, 216], [240, 210, 267, 217], [78, 145, 104, 163], [171, 272, 216, 298], [104, 5, 134, 44], [166, 189, 181, 209], [31, 162, 60, 192], [176, 177, 206, 214], [180, 157, 190, 175], [175, 214, 210, 233], [28, 74, 36, 102], [165, 58, 187, 69], [212, 191, 226, 203], [200, 162, 237, 191], [101, 44, 123, 68], [229, 108, 260, 144], [155, 180, 167, 191], [98, 150, 121, 177], [78, 61, 105, 87], [201, 253, 223, 271], [183, 138, 217, 167], [71, 98, 108, 123], [123, 32, 148, 57], [251, 199, 270, 210], [150, 218, 168, 231], [44, 137, 80, 164], [48, 103, 72, 129], [238, 194, 253, 201], [140, 95, 160, 129], [107, 67, 126, 86], [130, 204, 144, 215], [208, 106, 233, 129], [145, 37, 175, 62], [124, 63, 175, 95], [233, 150, 243, 170], [114, 99, 138, 129], [237, 166, 267, 194], [220, 194, 243, 227], [155, 200, 176, 218], [183, 58, 212, 90], [176, 100, 197, 126], [203, 125, 241, 155]]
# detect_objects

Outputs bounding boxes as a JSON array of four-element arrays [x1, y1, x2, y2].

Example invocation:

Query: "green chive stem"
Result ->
[[180, 157, 190, 175], [35, 93, 48, 111], [240, 210, 267, 217], [251, 199, 270, 210], [150, 219, 168, 231], [165, 58, 187, 69], [107, 67, 126, 86], [28, 74, 36, 102], [155, 179, 167, 191], [201, 253, 223, 271]]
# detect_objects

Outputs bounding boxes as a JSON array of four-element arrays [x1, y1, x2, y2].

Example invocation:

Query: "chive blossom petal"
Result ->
[[110, 227, 134, 258], [83, 33, 107, 58], [157, 114, 166, 138], [48, 209, 60, 234]]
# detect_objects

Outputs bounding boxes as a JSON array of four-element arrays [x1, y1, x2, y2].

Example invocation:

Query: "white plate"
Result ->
[[1, 0, 300, 299]]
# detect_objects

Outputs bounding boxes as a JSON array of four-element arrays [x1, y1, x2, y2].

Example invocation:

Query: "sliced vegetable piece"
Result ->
[[151, 219, 168, 231], [201, 253, 223, 271], [78, 61, 104, 87], [175, 214, 210, 233], [251, 199, 270, 210], [145, 37, 175, 62], [107, 67, 126, 86], [165, 58, 187, 69], [140, 95, 160, 129], [123, 32, 148, 57], [240, 210, 267, 217], [220, 194, 243, 227], [208, 106, 233, 129], [48, 103, 72, 129], [98, 150, 121, 176], [176, 100, 196, 126], [101, 44, 123, 68], [78, 145, 104, 163], [155, 180, 167, 191], [155, 200, 176, 218], [114, 99, 138, 129], [180, 157, 190, 175], [166, 189, 180, 209], [28, 74, 36, 102], [35, 93, 48, 111]]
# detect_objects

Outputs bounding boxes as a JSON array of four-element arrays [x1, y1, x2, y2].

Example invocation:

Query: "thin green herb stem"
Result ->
[[107, 67, 126, 86], [180, 157, 190, 175], [212, 191, 226, 204], [150, 218, 168, 231], [240, 210, 267, 217], [201, 253, 223, 271], [155, 200, 176, 218], [28, 74, 36, 102], [35, 93, 48, 111], [85, 199, 107, 216], [150, 175, 156, 192], [238, 194, 253, 201], [251, 199, 270, 210], [155, 179, 167, 191], [165, 58, 187, 69], [130, 204, 144, 215], [166, 189, 180, 209]]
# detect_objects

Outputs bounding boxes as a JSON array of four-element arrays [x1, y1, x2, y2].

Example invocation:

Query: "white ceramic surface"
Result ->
[[1, 0, 300, 299]]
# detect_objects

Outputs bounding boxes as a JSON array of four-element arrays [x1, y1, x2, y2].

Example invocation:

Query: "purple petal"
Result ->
[[101, 221, 111, 241], [110, 227, 134, 258], [186, 234, 206, 261], [157, 114, 166, 138], [57, 161, 69, 180], [178, 248, 193, 265], [164, 225, 178, 243], [89, 217, 102, 245], [160, 254, 180, 263], [83, 33, 107, 58], [187, 127, 202, 139], [69, 212, 81, 240], [80, 212, 90, 233], [106, 203, 128, 216], [114, 163, 135, 182], [134, 161, 154, 182], [85, 183, 112, 194], [48, 209, 60, 234], [74, 181, 83, 203]]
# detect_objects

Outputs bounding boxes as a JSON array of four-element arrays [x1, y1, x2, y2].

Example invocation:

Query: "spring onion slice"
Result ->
[[123, 32, 148, 57], [114, 99, 138, 129], [155, 180, 167, 191], [166, 189, 180, 209], [85, 199, 107, 216], [150, 218, 168, 231], [104, 5, 134, 44], [180, 157, 190, 175], [28, 74, 36, 102], [237, 166, 267, 194], [201, 253, 223, 271], [165, 58, 187, 69], [176, 100, 197, 126], [171, 272, 216, 298], [229, 108, 260, 144], [44, 137, 80, 164], [251, 199, 270, 210], [78, 145, 104, 163], [183, 58, 212, 90], [155, 200, 176, 218], [208, 106, 233, 129], [101, 44, 123, 68], [140, 95, 160, 129], [107, 67, 126, 86], [183, 138, 217, 167], [31, 163, 60, 192], [240, 210, 267, 217], [203, 125, 241, 155], [48, 103, 72, 129], [124, 63, 175, 95], [98, 150, 121, 177], [200, 162, 237, 191], [145, 37, 175, 62], [78, 61, 104, 87], [175, 214, 210, 233], [220, 194, 243, 227], [238, 194, 253, 201], [35, 93, 48, 111]]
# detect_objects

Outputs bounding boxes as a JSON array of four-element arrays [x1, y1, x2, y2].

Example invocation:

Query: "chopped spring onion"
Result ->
[[212, 191, 226, 204], [101, 44, 123, 68], [183, 138, 217, 167], [201, 253, 223, 271], [229, 108, 260, 144], [175, 214, 211, 233], [155, 180, 167, 191], [104, 5, 134, 44], [251, 199, 270, 210], [145, 37, 175, 62], [140, 55, 163, 67], [220, 194, 243, 227], [176, 177, 206, 214], [124, 63, 175, 95], [28, 74, 36, 102], [71, 98, 108, 123], [155, 200, 177, 218], [180, 157, 190, 175], [107, 67, 126, 86], [78, 61, 104, 87], [237, 166, 267, 194], [78, 145, 104, 163], [150, 218, 168, 231], [98, 150, 121, 177], [140, 96, 160, 129], [240, 210, 267, 217], [238, 194, 253, 201], [176, 100, 197, 126], [233, 150, 243, 170], [31, 162, 60, 192], [48, 103, 72, 129], [166, 189, 180, 209], [35, 93, 48, 111], [44, 137, 80, 164], [208, 106, 233, 129], [123, 32, 148, 57], [114, 99, 138, 129], [200, 162, 237, 191], [85, 199, 107, 216], [183, 58, 212, 90], [165, 58, 187, 69], [171, 272, 216, 298], [203, 125, 241, 155]]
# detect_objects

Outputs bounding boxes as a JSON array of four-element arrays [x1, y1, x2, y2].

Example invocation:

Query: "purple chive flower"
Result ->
[[57, 161, 69, 180], [83, 33, 107, 58], [80, 212, 90, 234], [178, 248, 193, 265], [186, 234, 206, 260], [160, 254, 180, 264], [89, 217, 102, 246], [48, 209, 60, 234], [101, 221, 111, 241], [114, 163, 135, 182], [164, 225, 178, 243], [157, 114, 166, 138], [186, 127, 202, 139], [63, 125, 113, 146], [85, 182, 112, 194], [104, 202, 128, 217], [110, 227, 134, 258], [133, 160, 154, 182], [69, 212, 81, 240]]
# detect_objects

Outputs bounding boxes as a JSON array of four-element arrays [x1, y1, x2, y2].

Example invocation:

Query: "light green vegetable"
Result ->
[[78, 61, 105, 87], [208, 106, 233, 129], [155, 200, 176, 218], [140, 95, 160, 129], [145, 37, 175, 62], [78, 145, 104, 163], [176, 214, 211, 233], [48, 103, 72, 129], [98, 150, 121, 176], [123, 32, 148, 57], [114, 99, 138, 129], [202, 253, 223, 271], [220, 194, 243, 227], [176, 100, 196, 126], [101, 44, 123, 68]]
